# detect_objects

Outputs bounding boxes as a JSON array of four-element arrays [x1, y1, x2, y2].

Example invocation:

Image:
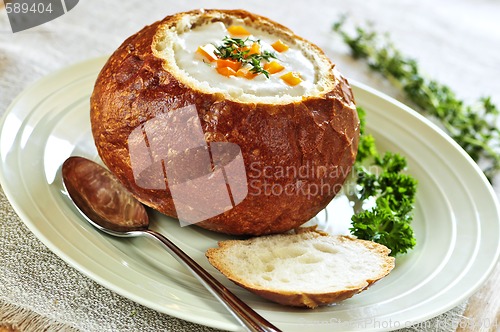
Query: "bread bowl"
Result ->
[[90, 9, 359, 235]]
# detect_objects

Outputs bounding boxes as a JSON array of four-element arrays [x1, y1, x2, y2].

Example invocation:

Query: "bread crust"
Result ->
[[206, 231, 395, 308], [90, 9, 359, 235]]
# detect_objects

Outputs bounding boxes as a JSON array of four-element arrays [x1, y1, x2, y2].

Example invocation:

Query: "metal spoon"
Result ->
[[61, 156, 281, 332]]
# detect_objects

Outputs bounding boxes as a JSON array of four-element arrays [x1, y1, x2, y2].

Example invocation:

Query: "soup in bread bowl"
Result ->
[[90, 9, 359, 235]]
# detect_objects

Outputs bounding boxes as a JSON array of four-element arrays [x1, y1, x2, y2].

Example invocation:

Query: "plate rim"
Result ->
[[1, 56, 499, 331]]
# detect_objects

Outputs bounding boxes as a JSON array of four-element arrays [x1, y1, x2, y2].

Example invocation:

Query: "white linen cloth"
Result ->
[[0, 0, 498, 331]]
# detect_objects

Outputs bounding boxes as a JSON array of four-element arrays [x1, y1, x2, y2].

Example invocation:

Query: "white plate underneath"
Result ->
[[1, 57, 499, 331]]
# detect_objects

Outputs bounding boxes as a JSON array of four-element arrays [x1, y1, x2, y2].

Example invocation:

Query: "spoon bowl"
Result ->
[[62, 156, 281, 332], [62, 156, 148, 233]]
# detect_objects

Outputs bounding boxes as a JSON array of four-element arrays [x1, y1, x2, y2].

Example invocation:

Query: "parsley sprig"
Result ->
[[333, 17, 500, 181], [214, 37, 277, 78], [350, 107, 417, 256]]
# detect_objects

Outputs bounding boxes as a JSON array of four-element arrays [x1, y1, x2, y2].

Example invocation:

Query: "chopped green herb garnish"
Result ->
[[214, 37, 277, 78]]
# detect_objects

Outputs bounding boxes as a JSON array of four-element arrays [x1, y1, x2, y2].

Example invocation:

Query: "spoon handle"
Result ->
[[143, 229, 282, 332]]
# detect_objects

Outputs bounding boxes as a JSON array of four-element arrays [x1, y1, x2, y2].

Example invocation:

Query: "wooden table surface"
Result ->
[[457, 261, 500, 332]]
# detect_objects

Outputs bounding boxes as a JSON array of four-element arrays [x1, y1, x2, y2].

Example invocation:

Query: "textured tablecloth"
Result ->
[[1, 0, 499, 331]]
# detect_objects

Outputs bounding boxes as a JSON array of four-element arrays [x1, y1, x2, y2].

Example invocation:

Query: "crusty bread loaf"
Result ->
[[206, 230, 395, 308], [91, 9, 359, 235]]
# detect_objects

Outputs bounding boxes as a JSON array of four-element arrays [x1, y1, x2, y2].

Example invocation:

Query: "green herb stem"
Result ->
[[333, 16, 500, 181]]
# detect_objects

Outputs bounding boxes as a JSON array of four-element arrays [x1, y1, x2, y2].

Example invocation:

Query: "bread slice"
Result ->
[[206, 229, 395, 308]]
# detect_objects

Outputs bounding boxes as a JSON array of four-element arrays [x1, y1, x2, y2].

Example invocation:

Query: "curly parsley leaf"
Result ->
[[351, 200, 416, 255], [350, 107, 417, 256]]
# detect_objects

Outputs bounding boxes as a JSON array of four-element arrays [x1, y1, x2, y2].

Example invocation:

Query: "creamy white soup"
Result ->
[[172, 22, 317, 101]]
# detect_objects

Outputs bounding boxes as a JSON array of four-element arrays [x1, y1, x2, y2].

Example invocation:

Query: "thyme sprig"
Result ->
[[214, 37, 277, 78], [333, 17, 500, 181]]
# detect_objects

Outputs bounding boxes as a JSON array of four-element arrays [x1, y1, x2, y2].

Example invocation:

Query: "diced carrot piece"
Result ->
[[272, 39, 289, 53], [247, 42, 261, 56], [263, 61, 285, 74], [240, 43, 260, 57], [280, 72, 302, 86], [227, 25, 251, 36], [216, 59, 242, 71], [236, 68, 258, 79], [216, 66, 237, 77], [196, 44, 218, 62]]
